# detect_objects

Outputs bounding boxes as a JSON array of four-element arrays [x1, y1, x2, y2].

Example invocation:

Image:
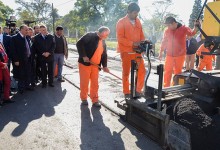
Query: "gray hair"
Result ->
[[98, 26, 110, 33], [20, 24, 28, 30]]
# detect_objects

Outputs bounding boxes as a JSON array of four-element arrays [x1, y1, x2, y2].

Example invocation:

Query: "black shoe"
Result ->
[[3, 99, 15, 104], [19, 90, 24, 94], [42, 84, 46, 88], [81, 100, 88, 105], [57, 78, 65, 82], [31, 83, 36, 87], [26, 86, 34, 91], [124, 94, 131, 99], [92, 102, 101, 107], [48, 84, 54, 87], [135, 91, 143, 98]]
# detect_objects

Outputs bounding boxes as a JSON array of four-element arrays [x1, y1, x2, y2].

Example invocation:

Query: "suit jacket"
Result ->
[[32, 33, 55, 62], [2, 34, 11, 58], [10, 33, 32, 79], [10, 33, 31, 63]]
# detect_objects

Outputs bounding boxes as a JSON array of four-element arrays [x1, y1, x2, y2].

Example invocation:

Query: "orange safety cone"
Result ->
[[54, 64, 58, 77]]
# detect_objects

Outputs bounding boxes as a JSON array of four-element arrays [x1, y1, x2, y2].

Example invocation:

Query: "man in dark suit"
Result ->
[[0, 26, 11, 70], [10, 25, 33, 93], [32, 25, 55, 88], [3, 27, 10, 35]]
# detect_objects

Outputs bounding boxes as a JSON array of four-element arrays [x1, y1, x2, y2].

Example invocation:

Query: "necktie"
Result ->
[[25, 37, 31, 57]]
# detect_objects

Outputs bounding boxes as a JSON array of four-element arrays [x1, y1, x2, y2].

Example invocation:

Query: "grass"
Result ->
[[66, 37, 77, 44], [106, 41, 117, 50]]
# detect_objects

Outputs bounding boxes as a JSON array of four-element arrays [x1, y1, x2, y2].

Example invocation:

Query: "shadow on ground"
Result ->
[[80, 106, 125, 150], [0, 82, 66, 137]]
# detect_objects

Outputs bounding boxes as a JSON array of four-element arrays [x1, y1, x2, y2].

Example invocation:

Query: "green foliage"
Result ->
[[67, 37, 117, 50], [142, 0, 177, 42], [16, 10, 35, 26], [106, 40, 117, 49], [189, 0, 203, 28], [15, 0, 59, 29], [58, 0, 128, 37], [0, 1, 14, 24]]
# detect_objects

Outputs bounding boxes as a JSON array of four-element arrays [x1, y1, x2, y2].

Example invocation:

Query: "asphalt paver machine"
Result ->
[[115, 1, 220, 149]]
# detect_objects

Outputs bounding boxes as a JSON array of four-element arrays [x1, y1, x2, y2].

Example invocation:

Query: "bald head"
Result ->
[[20, 25, 28, 36]]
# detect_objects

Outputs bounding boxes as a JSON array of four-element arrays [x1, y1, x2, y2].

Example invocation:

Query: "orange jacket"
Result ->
[[116, 15, 145, 53], [160, 23, 196, 57], [196, 44, 215, 63]]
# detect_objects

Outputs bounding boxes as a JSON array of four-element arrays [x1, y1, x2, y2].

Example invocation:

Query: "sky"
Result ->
[[1, 0, 213, 25]]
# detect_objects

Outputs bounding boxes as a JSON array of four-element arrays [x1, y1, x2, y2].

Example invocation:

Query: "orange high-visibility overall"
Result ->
[[196, 44, 215, 71], [116, 15, 146, 94], [161, 24, 196, 87], [79, 40, 103, 103]]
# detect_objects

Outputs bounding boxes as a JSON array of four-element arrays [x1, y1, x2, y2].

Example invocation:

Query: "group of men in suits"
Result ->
[[0, 24, 68, 105]]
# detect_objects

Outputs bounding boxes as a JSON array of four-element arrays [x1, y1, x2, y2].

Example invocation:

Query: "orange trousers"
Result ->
[[78, 63, 99, 103], [197, 60, 212, 71], [164, 55, 185, 87], [121, 52, 146, 94]]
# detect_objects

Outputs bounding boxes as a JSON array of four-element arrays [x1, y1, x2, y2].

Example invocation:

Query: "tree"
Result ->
[[16, 10, 35, 26], [142, 0, 177, 42], [15, 0, 59, 30], [15, 0, 50, 22], [188, 0, 203, 28], [0, 1, 14, 23], [58, 0, 128, 37], [103, 0, 127, 37]]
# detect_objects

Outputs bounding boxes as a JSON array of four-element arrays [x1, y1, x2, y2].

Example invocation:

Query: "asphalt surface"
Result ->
[[64, 46, 161, 114], [0, 46, 162, 149]]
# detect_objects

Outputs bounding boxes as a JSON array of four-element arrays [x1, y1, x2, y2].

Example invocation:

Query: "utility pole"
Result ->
[[52, 3, 55, 34]]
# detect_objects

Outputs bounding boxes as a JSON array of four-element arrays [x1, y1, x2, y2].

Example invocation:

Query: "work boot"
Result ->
[[124, 94, 131, 99], [92, 102, 101, 107], [58, 78, 65, 82], [135, 91, 143, 98], [81, 100, 88, 105]]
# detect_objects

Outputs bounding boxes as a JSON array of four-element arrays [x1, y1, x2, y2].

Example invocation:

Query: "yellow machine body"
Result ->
[[202, 1, 220, 37]]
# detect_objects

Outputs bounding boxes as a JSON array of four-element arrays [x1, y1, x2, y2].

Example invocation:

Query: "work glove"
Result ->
[[200, 55, 204, 59]]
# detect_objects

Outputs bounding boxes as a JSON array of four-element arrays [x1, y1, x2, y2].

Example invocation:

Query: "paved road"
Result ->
[[0, 48, 162, 149], [64, 48, 161, 113]]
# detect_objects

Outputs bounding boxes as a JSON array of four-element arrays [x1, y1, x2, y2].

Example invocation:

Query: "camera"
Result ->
[[5, 16, 18, 35], [5, 16, 16, 28], [5, 19, 16, 28], [134, 41, 153, 54]]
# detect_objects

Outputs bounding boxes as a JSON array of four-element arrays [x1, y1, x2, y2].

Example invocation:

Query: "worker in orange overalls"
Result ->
[[196, 40, 215, 71], [159, 16, 200, 87], [116, 2, 146, 99], [76, 26, 110, 107]]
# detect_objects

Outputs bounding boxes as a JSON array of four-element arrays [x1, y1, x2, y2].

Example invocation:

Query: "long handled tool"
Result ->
[[90, 61, 123, 81]]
